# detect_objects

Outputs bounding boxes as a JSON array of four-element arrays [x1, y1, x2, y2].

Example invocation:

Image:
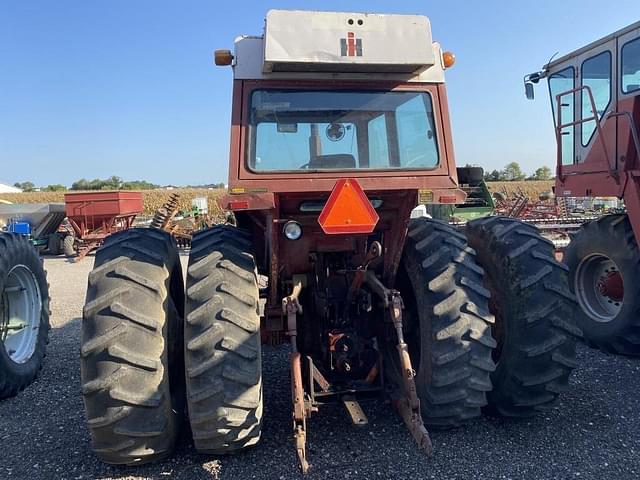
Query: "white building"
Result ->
[[0, 183, 22, 193]]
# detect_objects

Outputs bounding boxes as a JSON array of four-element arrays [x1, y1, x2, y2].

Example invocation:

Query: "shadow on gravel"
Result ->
[[1, 323, 639, 480]]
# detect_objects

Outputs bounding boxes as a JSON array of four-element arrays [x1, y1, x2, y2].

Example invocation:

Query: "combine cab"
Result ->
[[526, 21, 640, 355], [81, 10, 579, 472]]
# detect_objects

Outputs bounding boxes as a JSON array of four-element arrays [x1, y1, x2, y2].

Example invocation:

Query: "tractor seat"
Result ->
[[309, 154, 356, 169]]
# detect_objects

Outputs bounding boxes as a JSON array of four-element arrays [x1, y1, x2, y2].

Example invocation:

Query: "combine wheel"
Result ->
[[0, 233, 50, 399], [185, 225, 262, 453], [81, 228, 185, 465], [466, 216, 579, 416], [391, 218, 496, 427], [564, 214, 640, 356]]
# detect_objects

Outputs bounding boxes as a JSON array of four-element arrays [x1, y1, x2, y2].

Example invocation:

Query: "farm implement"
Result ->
[[81, 10, 579, 473], [63, 191, 143, 260]]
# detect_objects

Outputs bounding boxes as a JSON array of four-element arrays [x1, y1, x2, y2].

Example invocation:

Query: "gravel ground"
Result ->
[[0, 255, 639, 480]]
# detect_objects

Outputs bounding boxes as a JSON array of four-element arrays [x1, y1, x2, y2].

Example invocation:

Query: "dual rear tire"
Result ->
[[81, 226, 262, 465], [398, 217, 578, 423]]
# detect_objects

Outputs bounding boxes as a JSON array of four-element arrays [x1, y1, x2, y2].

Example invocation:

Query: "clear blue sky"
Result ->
[[0, 1, 636, 187]]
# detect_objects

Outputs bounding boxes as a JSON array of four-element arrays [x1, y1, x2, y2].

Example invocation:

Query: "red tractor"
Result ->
[[526, 21, 640, 355], [81, 10, 578, 472]]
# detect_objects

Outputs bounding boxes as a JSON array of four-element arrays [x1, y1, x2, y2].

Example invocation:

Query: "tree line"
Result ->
[[13, 177, 226, 192], [483, 162, 553, 182]]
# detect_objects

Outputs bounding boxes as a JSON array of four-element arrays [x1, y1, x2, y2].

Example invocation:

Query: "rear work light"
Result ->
[[283, 221, 303, 240]]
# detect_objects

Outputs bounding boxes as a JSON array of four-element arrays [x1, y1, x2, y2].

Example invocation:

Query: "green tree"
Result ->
[[72, 176, 158, 191], [43, 184, 67, 191], [13, 181, 36, 192], [121, 180, 159, 190], [71, 179, 90, 190], [528, 166, 553, 181], [484, 169, 504, 181], [502, 162, 525, 181]]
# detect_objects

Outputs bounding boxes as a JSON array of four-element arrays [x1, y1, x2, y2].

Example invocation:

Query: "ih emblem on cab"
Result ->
[[340, 32, 362, 57]]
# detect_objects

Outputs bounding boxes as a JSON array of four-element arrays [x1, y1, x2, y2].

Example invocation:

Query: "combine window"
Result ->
[[549, 67, 575, 165], [247, 89, 440, 172], [581, 51, 611, 146], [621, 37, 640, 94]]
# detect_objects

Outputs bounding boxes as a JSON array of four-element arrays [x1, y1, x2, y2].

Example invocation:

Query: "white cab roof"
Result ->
[[232, 9, 446, 83]]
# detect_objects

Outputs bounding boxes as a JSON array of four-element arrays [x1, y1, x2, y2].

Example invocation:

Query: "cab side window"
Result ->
[[549, 67, 575, 165], [581, 51, 611, 146], [621, 37, 640, 94]]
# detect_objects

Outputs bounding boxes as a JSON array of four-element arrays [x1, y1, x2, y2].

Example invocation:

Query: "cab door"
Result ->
[[574, 40, 616, 167]]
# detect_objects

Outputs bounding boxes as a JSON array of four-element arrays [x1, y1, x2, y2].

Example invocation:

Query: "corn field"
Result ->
[[486, 180, 554, 199], [0, 189, 225, 219]]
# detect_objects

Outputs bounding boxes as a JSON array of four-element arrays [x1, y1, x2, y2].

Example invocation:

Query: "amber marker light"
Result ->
[[442, 51, 456, 68], [214, 49, 234, 66]]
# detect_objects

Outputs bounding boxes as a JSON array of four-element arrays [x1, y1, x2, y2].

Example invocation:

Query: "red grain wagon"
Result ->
[[64, 191, 143, 260]]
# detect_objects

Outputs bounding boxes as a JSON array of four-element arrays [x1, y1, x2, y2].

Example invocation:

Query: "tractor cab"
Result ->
[[215, 9, 462, 304], [525, 21, 640, 204]]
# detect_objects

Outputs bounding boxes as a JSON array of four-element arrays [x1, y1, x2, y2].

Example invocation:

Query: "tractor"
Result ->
[[81, 10, 579, 472], [525, 21, 640, 355]]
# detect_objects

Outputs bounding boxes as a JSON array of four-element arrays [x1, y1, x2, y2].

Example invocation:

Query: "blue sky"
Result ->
[[0, 1, 636, 186]]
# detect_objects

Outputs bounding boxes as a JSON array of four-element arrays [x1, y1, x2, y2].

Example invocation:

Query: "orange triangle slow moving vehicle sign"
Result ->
[[318, 179, 379, 234]]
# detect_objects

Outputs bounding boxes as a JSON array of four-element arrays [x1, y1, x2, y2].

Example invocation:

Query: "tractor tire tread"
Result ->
[[81, 228, 184, 466], [466, 216, 578, 417], [185, 225, 262, 454]]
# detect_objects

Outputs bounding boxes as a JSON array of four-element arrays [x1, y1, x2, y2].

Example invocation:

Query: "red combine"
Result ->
[[81, 10, 579, 473], [64, 191, 143, 260], [526, 21, 640, 355]]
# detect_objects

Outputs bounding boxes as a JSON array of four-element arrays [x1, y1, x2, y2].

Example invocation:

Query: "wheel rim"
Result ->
[[575, 254, 623, 322], [0, 265, 42, 363]]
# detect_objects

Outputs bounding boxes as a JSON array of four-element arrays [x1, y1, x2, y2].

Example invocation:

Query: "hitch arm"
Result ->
[[364, 272, 433, 455], [283, 275, 312, 474]]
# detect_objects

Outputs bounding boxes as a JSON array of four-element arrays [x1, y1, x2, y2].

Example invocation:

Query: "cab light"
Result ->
[[283, 221, 303, 240], [442, 51, 456, 69], [214, 49, 234, 66]]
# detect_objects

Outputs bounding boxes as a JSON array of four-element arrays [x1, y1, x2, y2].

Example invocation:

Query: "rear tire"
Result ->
[[564, 214, 640, 356], [466, 216, 579, 416], [0, 233, 50, 399], [392, 218, 496, 427], [47, 234, 62, 256], [185, 225, 262, 453], [81, 228, 185, 465]]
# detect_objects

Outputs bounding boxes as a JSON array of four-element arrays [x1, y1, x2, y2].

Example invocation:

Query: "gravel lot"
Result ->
[[1, 255, 639, 480]]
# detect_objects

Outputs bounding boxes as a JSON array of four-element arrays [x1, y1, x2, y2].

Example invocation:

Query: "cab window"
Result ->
[[549, 67, 575, 165], [621, 37, 640, 94], [581, 51, 611, 146]]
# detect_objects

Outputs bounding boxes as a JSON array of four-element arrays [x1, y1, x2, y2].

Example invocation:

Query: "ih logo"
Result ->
[[340, 32, 362, 57]]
